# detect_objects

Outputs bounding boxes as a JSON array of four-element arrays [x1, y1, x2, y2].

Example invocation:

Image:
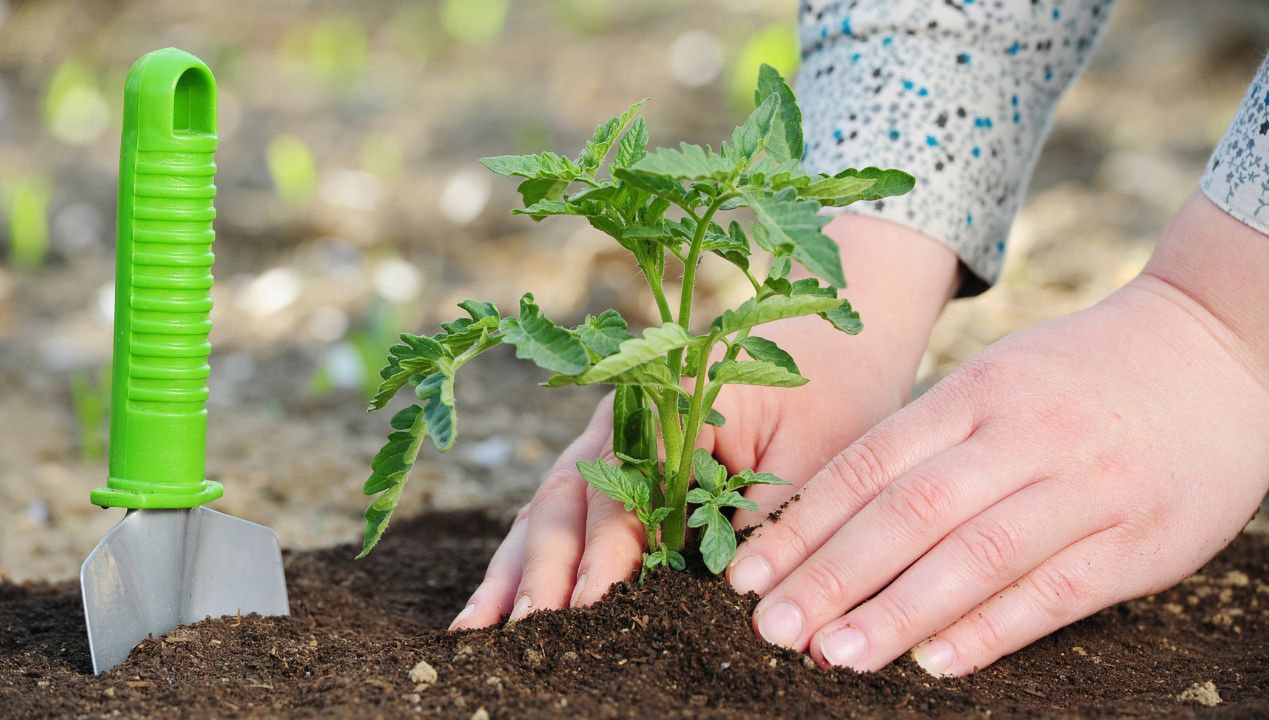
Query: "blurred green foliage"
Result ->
[[8, 176, 51, 272], [42, 56, 111, 146], [442, 0, 509, 47], [267, 134, 318, 205], [730, 24, 799, 109], [69, 365, 111, 463]]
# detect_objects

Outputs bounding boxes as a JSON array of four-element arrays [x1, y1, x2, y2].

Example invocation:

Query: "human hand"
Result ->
[[728, 192, 1269, 675], [450, 215, 959, 629]]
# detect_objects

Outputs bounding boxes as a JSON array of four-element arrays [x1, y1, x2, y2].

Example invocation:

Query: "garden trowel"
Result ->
[[80, 48, 289, 675]]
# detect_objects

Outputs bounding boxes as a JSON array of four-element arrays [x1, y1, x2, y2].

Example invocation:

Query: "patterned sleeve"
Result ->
[[797, 0, 1114, 294], [1201, 55, 1269, 237]]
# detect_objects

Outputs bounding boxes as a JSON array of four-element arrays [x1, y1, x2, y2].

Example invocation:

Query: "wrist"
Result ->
[[1140, 191, 1269, 389]]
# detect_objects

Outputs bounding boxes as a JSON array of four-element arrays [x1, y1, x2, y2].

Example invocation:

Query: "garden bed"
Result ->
[[2, 511, 1266, 718]]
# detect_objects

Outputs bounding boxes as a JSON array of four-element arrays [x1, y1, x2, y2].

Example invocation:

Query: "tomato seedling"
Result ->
[[360, 65, 913, 575]]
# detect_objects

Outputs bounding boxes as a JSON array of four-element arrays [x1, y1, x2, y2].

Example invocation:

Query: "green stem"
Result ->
[[649, 275, 674, 324]]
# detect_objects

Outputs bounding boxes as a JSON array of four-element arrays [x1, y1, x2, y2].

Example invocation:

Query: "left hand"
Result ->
[[727, 192, 1269, 675]]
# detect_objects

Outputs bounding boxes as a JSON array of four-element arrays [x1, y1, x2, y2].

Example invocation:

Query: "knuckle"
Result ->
[[513, 504, 532, 525], [826, 440, 892, 507], [531, 468, 580, 511], [956, 519, 1023, 580], [873, 594, 922, 640], [882, 470, 952, 535], [795, 557, 854, 613], [1027, 564, 1084, 619], [964, 608, 1006, 653]]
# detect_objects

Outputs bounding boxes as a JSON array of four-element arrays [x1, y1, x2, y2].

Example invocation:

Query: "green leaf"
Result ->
[[729, 468, 790, 488], [612, 384, 656, 464], [578, 99, 647, 172], [713, 294, 843, 335], [577, 323, 692, 384], [737, 336, 799, 374], [414, 369, 457, 451], [744, 187, 843, 287], [579, 309, 635, 358], [713, 489, 759, 512], [630, 142, 736, 183], [665, 549, 687, 571], [499, 293, 589, 375], [369, 334, 450, 411], [516, 177, 568, 208], [688, 503, 737, 574], [692, 448, 727, 493], [359, 404, 427, 558], [613, 116, 649, 169], [512, 199, 573, 218], [729, 93, 779, 160], [645, 506, 674, 530], [686, 487, 714, 505], [703, 220, 750, 270], [612, 167, 690, 205], [821, 167, 915, 204], [479, 151, 580, 180], [709, 359, 807, 388], [821, 298, 863, 335], [577, 459, 650, 512], [754, 64, 802, 162]]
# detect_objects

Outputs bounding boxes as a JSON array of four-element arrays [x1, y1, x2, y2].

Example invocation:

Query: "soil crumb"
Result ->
[[2, 511, 1266, 718]]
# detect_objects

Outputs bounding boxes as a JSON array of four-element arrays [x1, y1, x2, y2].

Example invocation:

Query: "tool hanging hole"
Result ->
[[172, 67, 214, 136]]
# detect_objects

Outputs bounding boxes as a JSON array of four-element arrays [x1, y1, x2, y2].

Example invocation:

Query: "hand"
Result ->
[[450, 215, 959, 629], [728, 192, 1269, 675]]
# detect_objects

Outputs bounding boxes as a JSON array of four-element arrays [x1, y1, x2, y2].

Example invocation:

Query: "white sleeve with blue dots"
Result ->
[[797, 0, 1114, 294], [1201, 55, 1269, 238]]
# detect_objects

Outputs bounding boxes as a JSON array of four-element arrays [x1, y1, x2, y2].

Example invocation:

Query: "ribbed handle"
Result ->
[[93, 49, 223, 509]]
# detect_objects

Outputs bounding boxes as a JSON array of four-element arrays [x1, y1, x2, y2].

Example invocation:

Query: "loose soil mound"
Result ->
[[2, 512, 1266, 718]]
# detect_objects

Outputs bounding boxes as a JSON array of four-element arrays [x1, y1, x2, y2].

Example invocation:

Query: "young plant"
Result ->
[[359, 65, 913, 575]]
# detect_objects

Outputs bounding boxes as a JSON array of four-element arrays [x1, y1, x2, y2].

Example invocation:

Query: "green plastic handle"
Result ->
[[91, 48, 222, 509]]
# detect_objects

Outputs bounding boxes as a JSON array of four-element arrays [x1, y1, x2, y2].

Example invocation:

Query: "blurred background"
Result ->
[[1, 0, 1265, 580]]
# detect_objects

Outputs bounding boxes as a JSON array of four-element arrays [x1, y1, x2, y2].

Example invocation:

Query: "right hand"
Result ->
[[450, 215, 960, 629]]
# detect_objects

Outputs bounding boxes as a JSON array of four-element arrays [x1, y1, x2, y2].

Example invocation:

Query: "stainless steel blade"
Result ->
[[79, 506, 290, 674]]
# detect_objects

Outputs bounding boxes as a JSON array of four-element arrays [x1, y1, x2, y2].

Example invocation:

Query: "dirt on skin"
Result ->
[[1, 511, 1266, 719]]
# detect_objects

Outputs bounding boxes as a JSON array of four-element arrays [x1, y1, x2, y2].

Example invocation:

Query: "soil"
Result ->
[[2, 512, 1266, 719]]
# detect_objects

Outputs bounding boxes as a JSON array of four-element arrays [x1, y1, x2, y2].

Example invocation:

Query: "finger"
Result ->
[[911, 527, 1132, 677], [809, 478, 1108, 670], [570, 482, 646, 607], [730, 428, 842, 530], [728, 381, 977, 598], [449, 506, 530, 629], [748, 432, 1034, 650], [508, 405, 613, 622]]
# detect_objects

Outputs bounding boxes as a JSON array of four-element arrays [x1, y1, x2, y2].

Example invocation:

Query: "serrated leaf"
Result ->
[[729, 468, 790, 488], [578, 99, 647, 172], [369, 334, 450, 411], [630, 142, 736, 183], [686, 487, 714, 504], [614, 116, 649, 169], [646, 506, 673, 529], [821, 298, 863, 334], [737, 336, 799, 374], [703, 220, 750, 270], [754, 64, 802, 162], [479, 151, 580, 180], [516, 177, 568, 208], [577, 459, 650, 512], [730, 93, 779, 160], [744, 187, 844, 287], [822, 167, 915, 204], [499, 293, 589, 375], [512, 199, 573, 218], [612, 167, 690, 205], [359, 404, 427, 558], [713, 294, 843, 335], [577, 323, 692, 383], [414, 369, 457, 451], [688, 503, 737, 574], [713, 489, 759, 512], [692, 448, 727, 493], [579, 309, 635, 358], [666, 549, 686, 571], [709, 359, 807, 388]]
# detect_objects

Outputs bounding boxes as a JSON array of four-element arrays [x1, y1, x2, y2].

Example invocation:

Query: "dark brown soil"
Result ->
[[2, 512, 1266, 719]]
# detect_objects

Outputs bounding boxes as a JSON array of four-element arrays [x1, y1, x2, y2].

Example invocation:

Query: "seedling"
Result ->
[[361, 65, 913, 574]]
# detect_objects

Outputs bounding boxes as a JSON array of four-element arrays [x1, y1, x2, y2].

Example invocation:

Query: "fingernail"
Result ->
[[819, 626, 868, 668], [912, 638, 955, 676], [756, 600, 804, 648], [508, 595, 533, 623], [448, 603, 476, 630], [569, 574, 589, 607], [729, 555, 774, 595]]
